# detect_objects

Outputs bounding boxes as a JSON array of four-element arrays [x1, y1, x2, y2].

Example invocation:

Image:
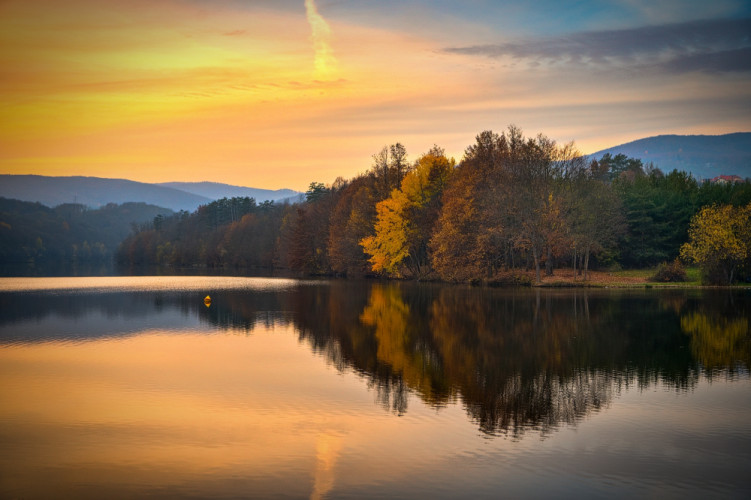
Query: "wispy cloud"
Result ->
[[444, 17, 751, 73], [305, 0, 337, 79], [660, 47, 751, 73]]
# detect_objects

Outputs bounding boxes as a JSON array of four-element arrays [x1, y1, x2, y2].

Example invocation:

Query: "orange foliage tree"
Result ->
[[360, 146, 454, 278]]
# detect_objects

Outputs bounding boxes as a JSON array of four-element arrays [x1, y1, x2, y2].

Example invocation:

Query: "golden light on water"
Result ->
[[0, 326, 472, 496], [311, 432, 343, 500], [1, 277, 750, 497]]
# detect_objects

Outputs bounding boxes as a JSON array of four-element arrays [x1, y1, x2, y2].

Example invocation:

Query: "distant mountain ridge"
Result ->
[[1, 133, 747, 212], [0, 175, 301, 212], [157, 181, 299, 203], [590, 133, 751, 180], [0, 175, 212, 212]]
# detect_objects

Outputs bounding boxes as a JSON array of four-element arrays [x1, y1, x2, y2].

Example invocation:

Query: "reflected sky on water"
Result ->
[[0, 277, 749, 498]]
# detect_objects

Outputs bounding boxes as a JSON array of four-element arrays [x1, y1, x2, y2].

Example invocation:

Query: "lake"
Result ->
[[0, 276, 749, 498]]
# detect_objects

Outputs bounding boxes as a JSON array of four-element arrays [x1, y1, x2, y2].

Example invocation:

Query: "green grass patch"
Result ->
[[684, 266, 702, 284], [613, 266, 704, 286], [612, 268, 653, 279], [609, 265, 751, 287], [642, 265, 701, 286]]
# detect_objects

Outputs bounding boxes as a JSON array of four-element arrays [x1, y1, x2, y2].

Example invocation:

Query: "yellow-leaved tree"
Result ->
[[680, 203, 751, 284], [360, 147, 454, 278]]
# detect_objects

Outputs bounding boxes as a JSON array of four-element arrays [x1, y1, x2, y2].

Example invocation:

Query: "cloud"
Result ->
[[661, 47, 751, 73], [444, 17, 751, 73], [305, 0, 337, 79]]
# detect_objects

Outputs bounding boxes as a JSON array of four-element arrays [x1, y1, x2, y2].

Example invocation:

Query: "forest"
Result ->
[[0, 199, 172, 267], [116, 126, 751, 285]]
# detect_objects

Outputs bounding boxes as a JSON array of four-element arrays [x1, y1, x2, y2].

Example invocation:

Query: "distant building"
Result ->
[[710, 174, 744, 184]]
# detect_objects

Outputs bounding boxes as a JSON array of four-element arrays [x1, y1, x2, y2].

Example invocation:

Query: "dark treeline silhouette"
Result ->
[[117, 196, 281, 270], [0, 198, 172, 268], [116, 126, 751, 283], [5, 282, 748, 437]]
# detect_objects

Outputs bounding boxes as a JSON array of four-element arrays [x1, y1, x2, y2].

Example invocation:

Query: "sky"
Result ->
[[1, 0, 750, 191]]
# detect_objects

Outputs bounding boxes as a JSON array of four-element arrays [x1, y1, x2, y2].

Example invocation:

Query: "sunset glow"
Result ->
[[1, 0, 749, 190]]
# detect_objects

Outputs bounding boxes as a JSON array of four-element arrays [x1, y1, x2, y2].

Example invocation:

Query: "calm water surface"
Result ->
[[0, 277, 749, 498]]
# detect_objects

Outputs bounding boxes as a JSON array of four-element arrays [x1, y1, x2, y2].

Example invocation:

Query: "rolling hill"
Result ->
[[589, 132, 751, 180], [157, 181, 299, 203], [0, 175, 212, 212], [0, 175, 302, 212]]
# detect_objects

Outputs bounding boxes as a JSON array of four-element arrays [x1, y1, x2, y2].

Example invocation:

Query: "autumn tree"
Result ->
[[279, 183, 337, 275], [328, 175, 379, 276], [680, 203, 751, 284], [431, 127, 575, 283], [221, 207, 284, 269], [565, 163, 626, 280], [361, 146, 454, 278], [432, 130, 517, 281], [370, 144, 408, 198], [390, 143, 409, 186], [505, 130, 576, 282]]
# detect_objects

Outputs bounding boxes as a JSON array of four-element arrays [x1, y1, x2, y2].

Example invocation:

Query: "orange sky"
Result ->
[[1, 0, 749, 190]]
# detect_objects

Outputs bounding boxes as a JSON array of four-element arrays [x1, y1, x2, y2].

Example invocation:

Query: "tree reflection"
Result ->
[[679, 293, 750, 373], [271, 283, 438, 414], [3, 282, 749, 439], [287, 285, 749, 437], [427, 287, 616, 436], [360, 285, 453, 408]]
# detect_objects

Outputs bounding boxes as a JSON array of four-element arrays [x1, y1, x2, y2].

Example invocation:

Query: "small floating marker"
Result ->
[[204, 295, 212, 307]]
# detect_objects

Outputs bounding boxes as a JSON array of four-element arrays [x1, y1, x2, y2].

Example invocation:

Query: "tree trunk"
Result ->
[[533, 246, 541, 284], [545, 245, 554, 276], [572, 248, 577, 281], [583, 245, 590, 281]]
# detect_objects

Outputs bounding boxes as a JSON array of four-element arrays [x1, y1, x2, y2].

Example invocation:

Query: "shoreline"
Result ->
[[5, 263, 750, 289], [528, 269, 749, 289]]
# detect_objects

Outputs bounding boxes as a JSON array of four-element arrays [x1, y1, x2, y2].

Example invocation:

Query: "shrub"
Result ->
[[650, 259, 687, 282], [487, 272, 533, 287]]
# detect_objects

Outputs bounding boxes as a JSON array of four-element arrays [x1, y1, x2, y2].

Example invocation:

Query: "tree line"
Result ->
[[0, 198, 172, 268], [117, 126, 751, 284]]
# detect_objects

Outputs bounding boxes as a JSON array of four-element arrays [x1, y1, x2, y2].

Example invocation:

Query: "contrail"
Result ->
[[305, 0, 336, 79]]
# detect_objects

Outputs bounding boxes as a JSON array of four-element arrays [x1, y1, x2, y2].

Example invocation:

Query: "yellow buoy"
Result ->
[[204, 295, 212, 307]]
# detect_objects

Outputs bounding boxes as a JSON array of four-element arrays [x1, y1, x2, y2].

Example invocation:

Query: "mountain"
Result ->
[[0, 175, 211, 212], [589, 133, 751, 180], [156, 181, 300, 202]]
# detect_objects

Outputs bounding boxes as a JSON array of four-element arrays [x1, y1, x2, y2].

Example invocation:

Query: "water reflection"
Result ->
[[680, 295, 751, 374], [303, 284, 750, 436], [294, 284, 747, 436], [1, 280, 749, 439]]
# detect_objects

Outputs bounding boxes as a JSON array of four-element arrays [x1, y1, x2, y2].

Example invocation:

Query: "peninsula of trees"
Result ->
[[111, 126, 749, 285]]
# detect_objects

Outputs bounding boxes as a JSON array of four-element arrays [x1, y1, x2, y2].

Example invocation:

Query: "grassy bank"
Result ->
[[531, 266, 746, 288]]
